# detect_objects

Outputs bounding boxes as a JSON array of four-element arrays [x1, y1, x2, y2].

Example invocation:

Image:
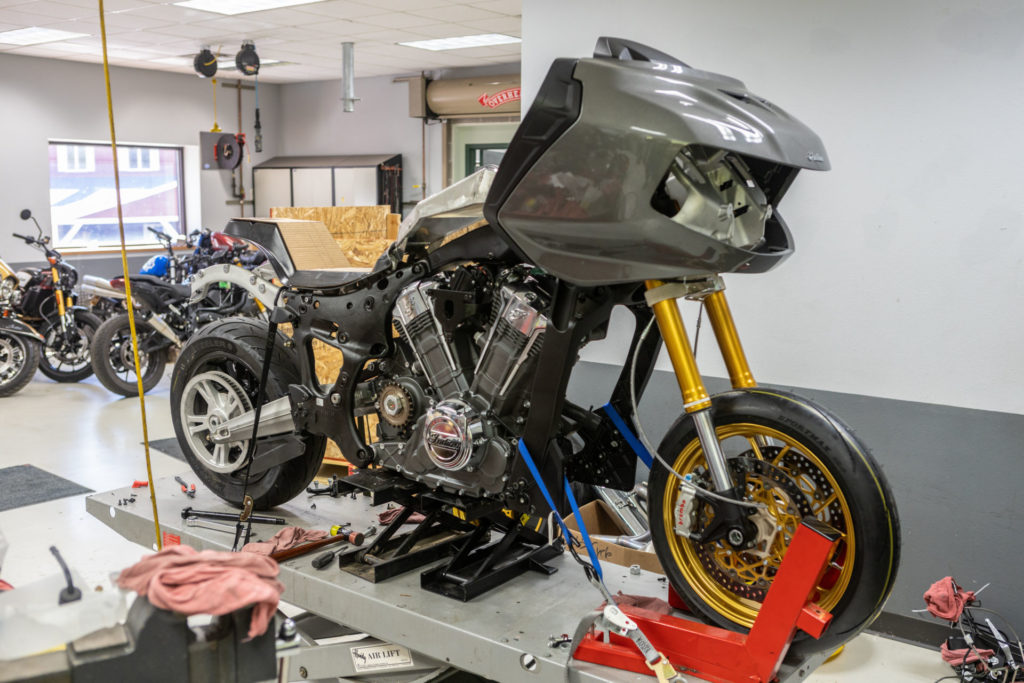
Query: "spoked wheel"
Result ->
[[38, 310, 102, 382], [170, 317, 326, 510], [179, 370, 253, 473], [0, 332, 40, 397], [90, 313, 167, 396], [648, 389, 900, 657]]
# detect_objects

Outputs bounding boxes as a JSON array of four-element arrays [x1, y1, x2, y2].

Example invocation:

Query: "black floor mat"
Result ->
[[0, 465, 93, 512], [147, 437, 185, 462]]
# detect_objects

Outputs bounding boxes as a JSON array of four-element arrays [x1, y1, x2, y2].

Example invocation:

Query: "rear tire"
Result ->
[[91, 313, 168, 396], [648, 389, 900, 657], [0, 332, 40, 397], [170, 317, 326, 510], [38, 310, 102, 382]]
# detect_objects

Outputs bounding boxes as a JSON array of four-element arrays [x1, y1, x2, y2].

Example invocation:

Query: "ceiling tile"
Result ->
[[356, 11, 434, 29], [350, 0, 450, 11], [457, 15, 519, 34], [0, 7, 68, 27], [468, 0, 519, 15], [407, 4, 500, 22], [57, 0, 151, 10], [11, 2, 93, 20], [285, 0, 388, 20]]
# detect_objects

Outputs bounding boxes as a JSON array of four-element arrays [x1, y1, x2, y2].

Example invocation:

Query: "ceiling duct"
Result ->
[[424, 74, 520, 118], [341, 41, 357, 112]]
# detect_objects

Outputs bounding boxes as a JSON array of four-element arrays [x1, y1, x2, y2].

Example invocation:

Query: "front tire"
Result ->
[[0, 332, 40, 397], [91, 313, 168, 396], [648, 389, 900, 656], [170, 317, 326, 510], [38, 310, 102, 382]]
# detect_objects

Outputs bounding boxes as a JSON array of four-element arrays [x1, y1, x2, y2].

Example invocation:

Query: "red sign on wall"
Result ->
[[477, 87, 521, 109]]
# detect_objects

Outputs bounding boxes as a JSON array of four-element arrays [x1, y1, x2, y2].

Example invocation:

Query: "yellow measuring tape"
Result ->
[[98, 0, 162, 550]]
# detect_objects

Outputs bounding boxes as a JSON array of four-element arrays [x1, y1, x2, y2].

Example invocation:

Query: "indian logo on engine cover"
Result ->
[[425, 414, 467, 469]]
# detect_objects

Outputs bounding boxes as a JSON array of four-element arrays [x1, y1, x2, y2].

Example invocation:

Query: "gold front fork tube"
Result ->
[[646, 281, 711, 414], [704, 290, 757, 389]]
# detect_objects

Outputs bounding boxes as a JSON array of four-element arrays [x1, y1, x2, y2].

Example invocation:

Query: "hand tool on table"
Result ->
[[180, 506, 287, 525], [273, 525, 376, 565], [312, 526, 378, 570], [174, 476, 196, 498], [185, 516, 251, 535], [131, 480, 148, 488]]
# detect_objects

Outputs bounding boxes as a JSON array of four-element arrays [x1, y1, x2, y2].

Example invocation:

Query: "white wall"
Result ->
[[0, 53, 281, 264], [277, 75, 441, 208], [522, 0, 1024, 415]]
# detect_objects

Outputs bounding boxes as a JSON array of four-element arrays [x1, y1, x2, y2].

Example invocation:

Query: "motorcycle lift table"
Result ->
[[86, 474, 830, 683]]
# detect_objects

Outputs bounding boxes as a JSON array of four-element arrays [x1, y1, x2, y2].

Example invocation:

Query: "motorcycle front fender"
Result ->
[[0, 317, 44, 343]]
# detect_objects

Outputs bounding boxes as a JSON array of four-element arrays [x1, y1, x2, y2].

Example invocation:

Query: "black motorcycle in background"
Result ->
[[12, 210, 102, 382], [89, 264, 262, 397], [0, 257, 44, 397]]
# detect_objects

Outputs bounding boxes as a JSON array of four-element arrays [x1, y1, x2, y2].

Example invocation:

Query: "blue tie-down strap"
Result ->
[[516, 439, 603, 580], [601, 403, 654, 468]]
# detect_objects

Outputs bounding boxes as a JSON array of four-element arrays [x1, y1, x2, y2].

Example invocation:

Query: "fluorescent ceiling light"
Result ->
[[399, 34, 521, 51], [174, 0, 326, 15], [0, 27, 89, 46]]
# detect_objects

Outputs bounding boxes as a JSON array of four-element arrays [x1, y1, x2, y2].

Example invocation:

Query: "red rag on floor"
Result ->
[[116, 545, 283, 638], [940, 641, 994, 669], [378, 506, 426, 525], [241, 526, 328, 556], [924, 576, 976, 621]]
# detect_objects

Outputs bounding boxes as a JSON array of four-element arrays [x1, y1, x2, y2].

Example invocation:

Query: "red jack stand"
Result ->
[[572, 517, 840, 683]]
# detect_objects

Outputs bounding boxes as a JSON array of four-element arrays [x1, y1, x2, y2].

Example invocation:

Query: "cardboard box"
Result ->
[[563, 500, 663, 575]]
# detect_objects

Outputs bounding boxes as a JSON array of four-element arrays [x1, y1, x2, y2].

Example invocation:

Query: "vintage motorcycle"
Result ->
[[12, 210, 102, 382], [0, 257, 44, 397], [169, 38, 900, 655]]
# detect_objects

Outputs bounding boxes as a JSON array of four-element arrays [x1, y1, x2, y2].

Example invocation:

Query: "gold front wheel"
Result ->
[[647, 390, 900, 656]]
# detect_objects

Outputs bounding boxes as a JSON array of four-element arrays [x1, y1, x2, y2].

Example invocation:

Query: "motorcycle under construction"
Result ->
[[0, 256, 44, 397], [11, 210, 102, 382], [169, 38, 900, 656]]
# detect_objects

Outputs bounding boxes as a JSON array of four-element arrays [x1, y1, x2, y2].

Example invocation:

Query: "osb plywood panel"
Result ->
[[271, 206, 397, 240]]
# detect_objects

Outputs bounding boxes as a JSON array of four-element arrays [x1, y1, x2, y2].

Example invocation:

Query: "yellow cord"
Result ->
[[98, 0, 162, 551]]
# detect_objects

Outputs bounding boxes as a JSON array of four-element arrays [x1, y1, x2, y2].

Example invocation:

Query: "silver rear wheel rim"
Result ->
[[180, 370, 253, 473]]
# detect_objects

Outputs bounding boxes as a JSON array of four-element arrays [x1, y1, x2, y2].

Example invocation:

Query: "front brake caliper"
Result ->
[[673, 477, 699, 539]]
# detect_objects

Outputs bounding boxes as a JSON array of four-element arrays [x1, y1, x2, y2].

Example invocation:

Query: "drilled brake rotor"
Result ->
[[694, 452, 816, 602]]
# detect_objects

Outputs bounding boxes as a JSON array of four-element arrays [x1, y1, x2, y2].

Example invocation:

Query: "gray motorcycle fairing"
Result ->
[[490, 49, 830, 286]]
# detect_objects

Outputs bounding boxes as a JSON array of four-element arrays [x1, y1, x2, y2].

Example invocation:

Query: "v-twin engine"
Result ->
[[374, 272, 548, 497]]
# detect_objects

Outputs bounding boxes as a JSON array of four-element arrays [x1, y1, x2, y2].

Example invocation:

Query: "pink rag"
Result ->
[[116, 545, 283, 638], [602, 592, 673, 615], [924, 576, 976, 621], [941, 641, 994, 669], [241, 526, 328, 556], [378, 506, 426, 525]]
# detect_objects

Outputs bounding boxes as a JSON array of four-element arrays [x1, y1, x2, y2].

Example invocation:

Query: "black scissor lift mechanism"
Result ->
[[323, 469, 560, 601]]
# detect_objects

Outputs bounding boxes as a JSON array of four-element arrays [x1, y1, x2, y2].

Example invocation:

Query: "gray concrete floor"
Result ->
[[0, 369, 952, 682]]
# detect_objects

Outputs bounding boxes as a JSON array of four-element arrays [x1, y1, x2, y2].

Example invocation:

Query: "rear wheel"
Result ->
[[91, 313, 168, 396], [0, 332, 40, 397], [38, 310, 102, 382], [170, 317, 326, 510], [648, 389, 900, 656]]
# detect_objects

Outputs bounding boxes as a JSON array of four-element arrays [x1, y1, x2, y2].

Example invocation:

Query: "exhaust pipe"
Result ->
[[146, 314, 182, 347], [80, 275, 125, 300]]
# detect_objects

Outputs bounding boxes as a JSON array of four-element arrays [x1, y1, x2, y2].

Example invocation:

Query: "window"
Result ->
[[55, 145, 95, 173], [48, 141, 185, 249]]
